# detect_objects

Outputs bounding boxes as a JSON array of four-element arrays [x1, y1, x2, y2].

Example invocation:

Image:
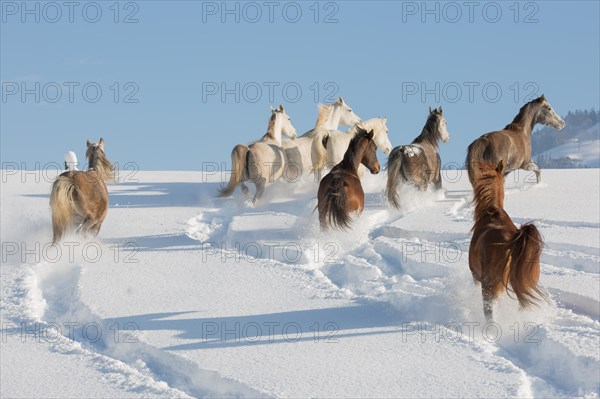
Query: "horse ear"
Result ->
[[439, 107, 443, 115], [99, 138, 105, 150], [367, 129, 374, 139], [429, 106, 433, 114], [86, 139, 91, 148], [270, 105, 276, 113], [496, 160, 505, 174], [279, 104, 284, 112], [540, 94, 546, 102], [337, 97, 344, 105]]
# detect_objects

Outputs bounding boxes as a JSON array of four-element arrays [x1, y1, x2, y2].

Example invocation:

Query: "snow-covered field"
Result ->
[[1, 168, 599, 398], [537, 139, 600, 168]]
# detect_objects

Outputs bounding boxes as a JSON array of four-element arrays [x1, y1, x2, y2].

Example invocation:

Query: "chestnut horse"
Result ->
[[317, 128, 380, 230], [469, 160, 547, 321], [50, 138, 115, 243], [466, 95, 565, 185]]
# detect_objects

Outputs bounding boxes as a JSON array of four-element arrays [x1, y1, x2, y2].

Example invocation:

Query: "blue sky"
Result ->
[[1, 0, 599, 170]]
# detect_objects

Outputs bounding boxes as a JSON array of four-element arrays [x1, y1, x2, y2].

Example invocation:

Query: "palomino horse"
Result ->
[[466, 95, 565, 185], [283, 97, 361, 181], [218, 105, 297, 203], [317, 128, 380, 230], [469, 160, 547, 321], [312, 117, 392, 177], [385, 107, 450, 209], [50, 138, 115, 243]]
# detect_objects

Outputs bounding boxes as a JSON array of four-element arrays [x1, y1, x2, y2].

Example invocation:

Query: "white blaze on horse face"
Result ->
[[439, 117, 450, 143]]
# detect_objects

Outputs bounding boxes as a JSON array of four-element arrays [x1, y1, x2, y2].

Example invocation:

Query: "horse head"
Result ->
[[429, 106, 450, 143], [271, 105, 297, 140], [534, 95, 566, 130], [359, 128, 380, 174], [334, 97, 362, 128]]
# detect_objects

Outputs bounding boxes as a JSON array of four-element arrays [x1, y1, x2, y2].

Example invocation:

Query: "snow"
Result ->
[[534, 122, 600, 168], [1, 168, 599, 398]]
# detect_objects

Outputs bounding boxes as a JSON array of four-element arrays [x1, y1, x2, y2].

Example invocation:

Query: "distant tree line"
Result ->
[[532, 108, 599, 168]]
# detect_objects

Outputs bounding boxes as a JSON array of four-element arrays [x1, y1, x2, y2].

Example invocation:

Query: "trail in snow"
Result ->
[[3, 169, 598, 397], [187, 171, 600, 397]]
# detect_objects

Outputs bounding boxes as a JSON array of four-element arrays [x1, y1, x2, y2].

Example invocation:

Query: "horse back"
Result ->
[[475, 130, 530, 171], [399, 144, 437, 184], [71, 171, 108, 216]]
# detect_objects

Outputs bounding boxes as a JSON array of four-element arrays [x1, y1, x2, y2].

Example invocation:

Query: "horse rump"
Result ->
[[466, 136, 491, 186], [317, 172, 353, 230]]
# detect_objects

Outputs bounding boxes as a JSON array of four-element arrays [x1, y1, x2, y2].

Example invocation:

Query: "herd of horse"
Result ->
[[48, 95, 565, 320]]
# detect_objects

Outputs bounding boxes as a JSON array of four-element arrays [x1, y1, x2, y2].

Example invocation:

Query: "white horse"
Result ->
[[219, 105, 298, 203], [313, 118, 392, 177], [282, 97, 361, 182]]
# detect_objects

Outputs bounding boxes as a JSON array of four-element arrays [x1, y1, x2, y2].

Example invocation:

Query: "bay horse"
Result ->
[[218, 105, 297, 204], [283, 97, 361, 181], [317, 128, 380, 230], [466, 95, 565, 185], [312, 117, 392, 177], [385, 107, 450, 209], [50, 138, 115, 243], [469, 160, 547, 321]]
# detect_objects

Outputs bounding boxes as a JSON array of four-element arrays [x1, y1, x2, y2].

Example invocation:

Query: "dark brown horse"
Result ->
[[317, 128, 380, 230], [466, 95, 565, 185], [50, 138, 115, 243], [469, 160, 547, 321], [385, 107, 450, 209]]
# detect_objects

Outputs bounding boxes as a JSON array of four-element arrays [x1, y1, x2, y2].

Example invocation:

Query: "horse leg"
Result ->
[[481, 285, 495, 322], [524, 161, 541, 183], [434, 168, 442, 190], [252, 177, 266, 204], [78, 217, 98, 238], [241, 183, 250, 196], [434, 155, 442, 190]]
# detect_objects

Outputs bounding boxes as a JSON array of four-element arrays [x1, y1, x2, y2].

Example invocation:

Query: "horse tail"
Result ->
[[466, 137, 489, 186], [50, 176, 76, 244], [506, 223, 547, 308], [310, 127, 330, 175], [218, 144, 248, 197], [385, 146, 404, 209], [319, 173, 353, 230]]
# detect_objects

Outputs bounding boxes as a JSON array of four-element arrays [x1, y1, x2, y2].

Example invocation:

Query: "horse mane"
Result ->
[[315, 104, 333, 128], [472, 162, 503, 222], [264, 111, 277, 139], [413, 109, 443, 147], [504, 96, 544, 131], [340, 128, 371, 170], [86, 145, 115, 181]]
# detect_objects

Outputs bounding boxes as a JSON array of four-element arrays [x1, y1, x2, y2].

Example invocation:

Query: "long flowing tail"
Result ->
[[385, 147, 404, 209], [507, 223, 547, 308], [50, 176, 76, 243], [310, 126, 330, 176], [466, 137, 489, 186], [218, 144, 248, 197], [318, 173, 353, 230]]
